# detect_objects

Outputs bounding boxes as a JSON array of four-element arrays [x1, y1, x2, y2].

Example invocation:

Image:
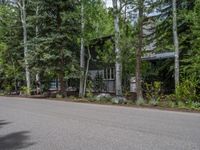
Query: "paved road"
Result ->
[[0, 97, 200, 150]]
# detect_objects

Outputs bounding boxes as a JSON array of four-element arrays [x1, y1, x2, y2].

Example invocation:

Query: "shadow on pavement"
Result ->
[[0, 120, 11, 129], [0, 120, 35, 149], [0, 131, 35, 150]]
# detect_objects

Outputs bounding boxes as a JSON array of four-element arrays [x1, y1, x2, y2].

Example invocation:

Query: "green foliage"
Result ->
[[145, 81, 162, 106], [93, 73, 104, 92], [181, 0, 200, 81], [0, 42, 7, 52], [121, 23, 136, 89], [188, 101, 200, 110], [164, 76, 199, 110], [82, 0, 114, 41], [56, 93, 64, 99], [20, 86, 31, 96], [168, 100, 176, 108], [86, 80, 94, 98], [0, 0, 199, 110], [0, 3, 24, 92], [97, 40, 115, 64], [177, 101, 186, 109], [165, 94, 177, 102], [166, 97, 200, 110], [136, 98, 145, 106], [4, 85, 12, 94], [175, 77, 199, 102]]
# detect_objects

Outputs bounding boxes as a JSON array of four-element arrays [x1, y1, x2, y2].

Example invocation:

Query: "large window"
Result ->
[[103, 68, 115, 80]]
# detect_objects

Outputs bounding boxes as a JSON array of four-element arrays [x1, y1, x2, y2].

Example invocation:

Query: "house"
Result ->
[[48, 35, 116, 93], [82, 30, 176, 94], [48, 18, 176, 94], [87, 35, 116, 93]]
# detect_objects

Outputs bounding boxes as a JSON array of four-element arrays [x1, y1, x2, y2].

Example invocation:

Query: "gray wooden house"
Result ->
[[49, 19, 176, 94], [87, 35, 116, 93], [49, 35, 116, 93]]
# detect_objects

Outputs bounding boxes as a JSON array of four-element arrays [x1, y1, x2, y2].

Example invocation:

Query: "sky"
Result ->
[[104, 0, 112, 8]]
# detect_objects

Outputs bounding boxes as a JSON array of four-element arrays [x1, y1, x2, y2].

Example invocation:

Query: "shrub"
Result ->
[[145, 81, 162, 105], [168, 100, 176, 108], [4, 85, 12, 94], [149, 99, 159, 106], [136, 98, 145, 105], [165, 94, 177, 102], [93, 73, 105, 92], [56, 93, 63, 99], [177, 101, 186, 109], [20, 86, 30, 96], [86, 80, 94, 98], [187, 101, 200, 110], [175, 77, 199, 103]]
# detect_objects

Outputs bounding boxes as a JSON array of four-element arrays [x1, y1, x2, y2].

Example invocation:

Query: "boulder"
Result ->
[[111, 96, 127, 104], [95, 93, 112, 101]]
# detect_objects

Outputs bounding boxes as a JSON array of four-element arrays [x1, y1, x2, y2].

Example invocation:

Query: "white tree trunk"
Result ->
[[79, 1, 85, 97], [35, 72, 41, 94], [172, 0, 180, 89], [112, 0, 122, 96], [19, 0, 31, 95]]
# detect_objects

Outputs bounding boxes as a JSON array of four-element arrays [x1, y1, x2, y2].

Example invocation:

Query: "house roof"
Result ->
[[89, 35, 114, 46], [142, 52, 175, 61]]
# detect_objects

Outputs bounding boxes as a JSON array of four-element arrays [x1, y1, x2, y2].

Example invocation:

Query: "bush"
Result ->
[[187, 101, 200, 110], [4, 85, 12, 94], [165, 94, 177, 102], [86, 80, 94, 98], [169, 101, 176, 108], [93, 73, 105, 92], [175, 77, 199, 103], [20, 86, 30, 96], [149, 99, 159, 106], [177, 101, 186, 109], [56, 93, 63, 99], [136, 98, 145, 105], [145, 81, 162, 105]]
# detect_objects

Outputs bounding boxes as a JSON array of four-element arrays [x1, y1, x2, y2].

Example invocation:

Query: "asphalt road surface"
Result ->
[[0, 96, 200, 150]]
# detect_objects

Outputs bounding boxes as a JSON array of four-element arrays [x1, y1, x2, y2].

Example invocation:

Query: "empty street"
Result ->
[[0, 96, 200, 150]]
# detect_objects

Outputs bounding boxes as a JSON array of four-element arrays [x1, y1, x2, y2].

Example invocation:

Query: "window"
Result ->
[[104, 68, 115, 80], [50, 79, 60, 90], [50, 80, 57, 89], [111, 68, 114, 79]]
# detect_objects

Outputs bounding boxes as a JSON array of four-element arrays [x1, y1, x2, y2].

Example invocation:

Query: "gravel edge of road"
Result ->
[[0, 95, 200, 114]]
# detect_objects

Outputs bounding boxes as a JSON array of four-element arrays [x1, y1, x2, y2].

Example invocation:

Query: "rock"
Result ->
[[56, 94, 64, 99], [43, 92, 50, 98], [111, 96, 127, 104], [95, 93, 112, 101]]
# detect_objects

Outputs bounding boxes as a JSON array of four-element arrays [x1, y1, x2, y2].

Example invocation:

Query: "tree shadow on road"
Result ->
[[0, 120, 35, 150], [0, 120, 11, 129], [0, 131, 35, 150]]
